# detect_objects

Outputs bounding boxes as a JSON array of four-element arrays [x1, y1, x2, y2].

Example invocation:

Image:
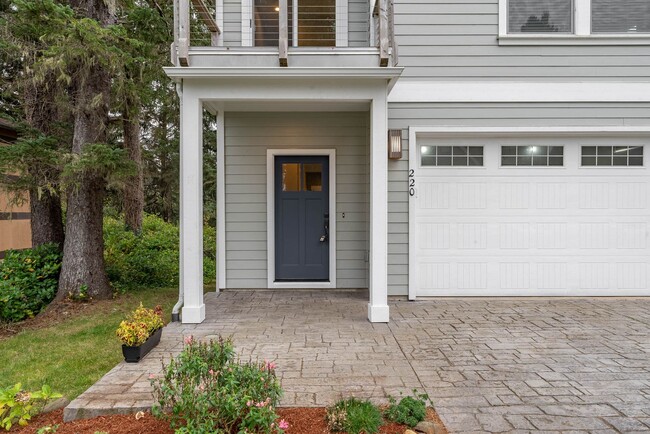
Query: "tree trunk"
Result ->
[[57, 0, 114, 301], [123, 103, 144, 232], [30, 189, 64, 248], [23, 79, 66, 249]]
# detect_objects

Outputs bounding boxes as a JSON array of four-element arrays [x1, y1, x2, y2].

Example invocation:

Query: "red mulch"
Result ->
[[10, 407, 448, 434]]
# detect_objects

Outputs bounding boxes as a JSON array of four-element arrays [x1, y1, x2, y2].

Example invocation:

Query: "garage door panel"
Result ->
[[412, 142, 650, 297]]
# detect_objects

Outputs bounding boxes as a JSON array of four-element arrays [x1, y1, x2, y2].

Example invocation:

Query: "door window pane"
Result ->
[[501, 145, 564, 166], [421, 146, 484, 166], [282, 163, 300, 191], [254, 0, 294, 46], [303, 163, 323, 191], [592, 0, 650, 34], [508, 0, 573, 33], [581, 145, 644, 166]]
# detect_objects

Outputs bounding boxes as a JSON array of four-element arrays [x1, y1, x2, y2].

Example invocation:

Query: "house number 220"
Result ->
[[408, 169, 415, 197]]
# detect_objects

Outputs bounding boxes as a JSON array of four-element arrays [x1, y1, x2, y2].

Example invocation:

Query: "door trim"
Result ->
[[267, 149, 337, 288]]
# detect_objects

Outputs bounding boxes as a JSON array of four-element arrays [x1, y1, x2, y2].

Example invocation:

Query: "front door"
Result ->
[[275, 156, 330, 281]]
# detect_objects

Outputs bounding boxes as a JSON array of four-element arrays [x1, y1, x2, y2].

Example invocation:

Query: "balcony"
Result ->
[[171, 0, 398, 69]]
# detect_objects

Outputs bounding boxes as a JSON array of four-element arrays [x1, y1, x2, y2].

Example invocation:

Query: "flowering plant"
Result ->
[[151, 336, 287, 433], [115, 304, 164, 346]]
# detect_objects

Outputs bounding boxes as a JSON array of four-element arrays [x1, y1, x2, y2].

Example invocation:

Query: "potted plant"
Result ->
[[116, 304, 164, 363]]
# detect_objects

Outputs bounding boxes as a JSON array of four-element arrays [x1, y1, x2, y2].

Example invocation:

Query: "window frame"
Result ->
[[500, 145, 565, 167], [419, 145, 485, 168], [579, 145, 645, 167], [498, 0, 650, 45]]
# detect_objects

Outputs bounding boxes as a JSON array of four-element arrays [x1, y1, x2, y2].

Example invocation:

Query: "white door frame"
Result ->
[[267, 148, 337, 288]]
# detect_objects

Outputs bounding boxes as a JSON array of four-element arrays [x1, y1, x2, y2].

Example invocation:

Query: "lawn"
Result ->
[[0, 286, 179, 400]]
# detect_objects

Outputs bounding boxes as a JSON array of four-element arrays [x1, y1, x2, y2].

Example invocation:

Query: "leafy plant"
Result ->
[[0, 384, 62, 430], [115, 303, 164, 346], [326, 398, 383, 434], [104, 215, 216, 291], [151, 336, 288, 434], [0, 244, 62, 322], [384, 390, 430, 428], [36, 424, 59, 433]]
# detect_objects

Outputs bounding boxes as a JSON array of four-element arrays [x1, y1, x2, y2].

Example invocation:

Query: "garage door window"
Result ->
[[501, 146, 564, 166], [581, 146, 644, 166], [421, 146, 483, 167]]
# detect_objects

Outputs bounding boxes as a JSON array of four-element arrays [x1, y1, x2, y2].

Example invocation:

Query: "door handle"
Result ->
[[320, 213, 329, 243]]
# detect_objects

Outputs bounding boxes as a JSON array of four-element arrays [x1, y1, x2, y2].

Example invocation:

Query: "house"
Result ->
[[0, 119, 31, 258], [166, 0, 650, 323]]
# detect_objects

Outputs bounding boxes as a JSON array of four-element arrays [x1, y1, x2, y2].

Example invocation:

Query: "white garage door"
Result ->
[[409, 136, 650, 297]]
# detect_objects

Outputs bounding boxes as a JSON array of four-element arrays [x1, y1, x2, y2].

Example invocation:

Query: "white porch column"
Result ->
[[368, 90, 390, 323], [180, 86, 206, 323]]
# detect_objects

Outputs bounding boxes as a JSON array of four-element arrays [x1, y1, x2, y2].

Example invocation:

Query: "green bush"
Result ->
[[384, 391, 430, 428], [104, 215, 216, 290], [326, 398, 383, 434], [151, 336, 288, 434], [0, 244, 62, 323]]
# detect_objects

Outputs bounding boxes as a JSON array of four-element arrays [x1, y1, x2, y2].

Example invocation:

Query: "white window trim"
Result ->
[[266, 149, 337, 289], [498, 0, 650, 45], [242, 0, 348, 47]]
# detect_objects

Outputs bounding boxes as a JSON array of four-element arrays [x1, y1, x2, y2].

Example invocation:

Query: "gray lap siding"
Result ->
[[224, 112, 370, 289]]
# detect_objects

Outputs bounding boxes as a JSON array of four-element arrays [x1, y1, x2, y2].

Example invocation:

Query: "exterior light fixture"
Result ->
[[388, 129, 402, 160], [275, 6, 280, 11]]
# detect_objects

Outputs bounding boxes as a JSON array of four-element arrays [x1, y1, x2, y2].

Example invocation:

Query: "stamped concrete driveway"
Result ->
[[67, 290, 650, 433]]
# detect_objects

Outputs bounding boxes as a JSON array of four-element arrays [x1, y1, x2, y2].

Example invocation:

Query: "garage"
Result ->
[[408, 129, 650, 297]]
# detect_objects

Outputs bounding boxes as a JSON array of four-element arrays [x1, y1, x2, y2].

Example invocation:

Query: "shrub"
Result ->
[[326, 398, 383, 434], [115, 304, 164, 346], [0, 244, 62, 322], [384, 390, 430, 428], [151, 336, 287, 434], [0, 383, 62, 430], [104, 214, 216, 290]]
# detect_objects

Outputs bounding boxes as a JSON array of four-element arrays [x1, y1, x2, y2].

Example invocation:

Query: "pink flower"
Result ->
[[209, 369, 214, 376], [279, 419, 289, 429], [184, 335, 194, 345], [148, 373, 156, 379], [246, 400, 253, 407], [198, 384, 205, 391], [264, 360, 277, 370]]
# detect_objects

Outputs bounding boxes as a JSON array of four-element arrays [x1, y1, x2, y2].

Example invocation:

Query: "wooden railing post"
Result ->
[[178, 0, 190, 66], [378, 0, 388, 67], [279, 0, 288, 66]]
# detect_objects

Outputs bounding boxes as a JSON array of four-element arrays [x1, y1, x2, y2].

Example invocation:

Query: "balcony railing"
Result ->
[[172, 0, 397, 68]]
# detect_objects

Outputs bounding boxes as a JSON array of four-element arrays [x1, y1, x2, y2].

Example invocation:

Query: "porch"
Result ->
[[65, 290, 650, 432]]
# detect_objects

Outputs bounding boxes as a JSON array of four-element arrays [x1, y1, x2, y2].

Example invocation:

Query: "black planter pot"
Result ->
[[122, 328, 163, 363]]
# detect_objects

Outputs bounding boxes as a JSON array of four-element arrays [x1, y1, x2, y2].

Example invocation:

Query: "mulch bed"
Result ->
[[10, 407, 448, 434]]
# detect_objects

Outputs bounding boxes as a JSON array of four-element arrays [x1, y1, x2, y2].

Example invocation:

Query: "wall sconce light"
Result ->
[[388, 129, 402, 160]]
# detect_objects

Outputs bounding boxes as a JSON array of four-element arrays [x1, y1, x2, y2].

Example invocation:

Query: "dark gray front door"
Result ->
[[275, 156, 329, 281]]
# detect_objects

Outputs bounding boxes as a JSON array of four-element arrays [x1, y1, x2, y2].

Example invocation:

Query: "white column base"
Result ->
[[182, 304, 206, 324], [368, 303, 390, 323]]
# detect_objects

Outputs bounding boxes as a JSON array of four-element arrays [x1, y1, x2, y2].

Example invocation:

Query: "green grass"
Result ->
[[0, 286, 179, 399]]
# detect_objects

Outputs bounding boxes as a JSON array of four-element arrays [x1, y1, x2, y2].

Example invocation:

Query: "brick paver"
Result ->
[[65, 291, 650, 433]]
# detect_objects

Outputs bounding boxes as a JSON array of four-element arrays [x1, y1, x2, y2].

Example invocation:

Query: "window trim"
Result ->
[[498, 0, 650, 45]]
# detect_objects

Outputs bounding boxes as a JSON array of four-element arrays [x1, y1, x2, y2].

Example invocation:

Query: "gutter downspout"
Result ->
[[172, 79, 184, 322]]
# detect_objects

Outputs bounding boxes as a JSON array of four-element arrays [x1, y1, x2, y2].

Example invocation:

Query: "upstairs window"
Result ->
[[508, 0, 573, 34], [592, 0, 650, 34], [500, 0, 650, 44]]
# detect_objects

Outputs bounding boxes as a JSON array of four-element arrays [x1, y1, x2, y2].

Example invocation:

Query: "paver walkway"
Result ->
[[65, 290, 650, 433]]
